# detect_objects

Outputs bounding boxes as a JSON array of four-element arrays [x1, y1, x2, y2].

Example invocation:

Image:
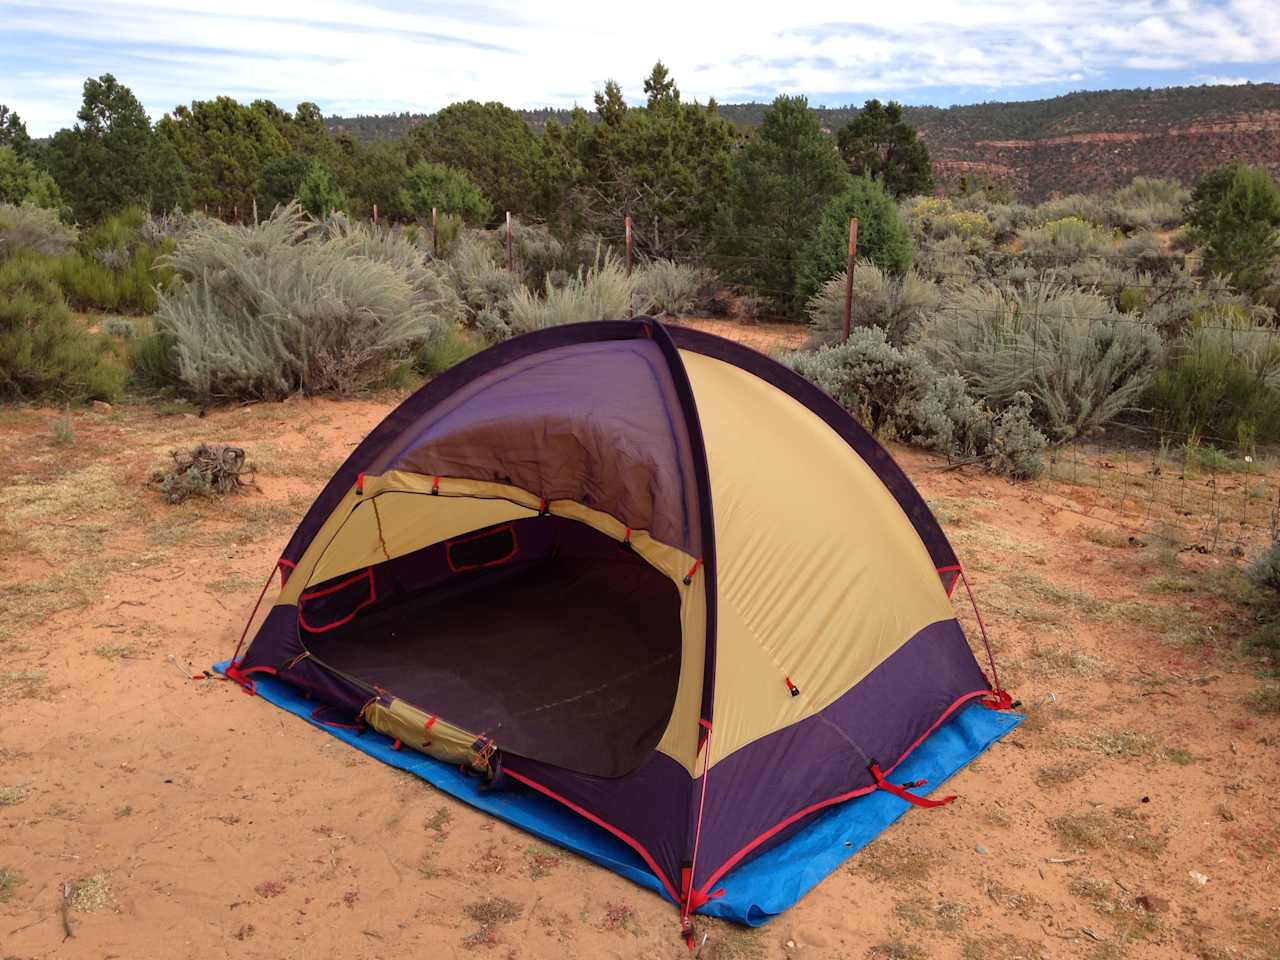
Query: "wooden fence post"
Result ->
[[625, 216, 633, 275], [252, 197, 258, 225], [431, 207, 438, 257], [372, 203, 378, 225], [842, 218, 859, 343], [506, 211, 513, 273], [625, 215, 634, 318]]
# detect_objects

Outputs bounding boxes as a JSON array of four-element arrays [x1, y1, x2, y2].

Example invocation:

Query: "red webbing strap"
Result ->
[[957, 568, 1011, 705], [224, 662, 277, 696], [424, 714, 438, 746], [868, 762, 955, 808], [682, 558, 703, 586]]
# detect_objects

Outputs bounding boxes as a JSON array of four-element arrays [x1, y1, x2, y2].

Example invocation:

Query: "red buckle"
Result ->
[[982, 689, 1015, 710]]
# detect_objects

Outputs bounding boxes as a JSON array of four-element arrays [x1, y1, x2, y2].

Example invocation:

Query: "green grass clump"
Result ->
[[0, 865, 24, 903]]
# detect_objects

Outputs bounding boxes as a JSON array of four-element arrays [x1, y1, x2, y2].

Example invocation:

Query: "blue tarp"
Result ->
[[214, 660, 1020, 925]]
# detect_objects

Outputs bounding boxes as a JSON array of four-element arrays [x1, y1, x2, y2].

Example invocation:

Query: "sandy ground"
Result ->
[[2, 323, 1279, 960]]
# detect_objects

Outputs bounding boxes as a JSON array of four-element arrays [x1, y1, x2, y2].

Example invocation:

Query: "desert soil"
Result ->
[[1, 320, 1278, 960]]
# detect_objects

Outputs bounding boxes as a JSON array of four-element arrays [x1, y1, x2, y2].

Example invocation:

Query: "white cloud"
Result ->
[[2, 0, 1278, 134], [1194, 74, 1255, 85]]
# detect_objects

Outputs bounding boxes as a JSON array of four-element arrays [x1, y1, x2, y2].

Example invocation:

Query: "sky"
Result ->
[[2, 0, 1278, 135]]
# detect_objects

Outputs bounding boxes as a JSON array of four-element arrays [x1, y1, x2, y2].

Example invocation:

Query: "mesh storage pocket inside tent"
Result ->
[[299, 506, 684, 778]]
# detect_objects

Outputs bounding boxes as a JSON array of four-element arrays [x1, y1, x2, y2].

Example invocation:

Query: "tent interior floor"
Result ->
[[305, 555, 684, 778]]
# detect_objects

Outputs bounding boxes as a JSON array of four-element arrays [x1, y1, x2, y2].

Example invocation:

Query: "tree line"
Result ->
[[0, 65, 936, 303]]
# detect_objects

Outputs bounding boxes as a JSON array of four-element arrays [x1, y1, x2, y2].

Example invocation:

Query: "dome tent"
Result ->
[[226, 318, 1015, 934]]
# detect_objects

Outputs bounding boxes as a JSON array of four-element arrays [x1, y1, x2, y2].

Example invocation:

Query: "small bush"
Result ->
[[508, 253, 634, 333], [0, 203, 77, 259], [784, 327, 934, 435], [1247, 540, 1280, 593], [912, 235, 985, 286], [901, 373, 992, 458], [1018, 217, 1114, 264], [0, 253, 125, 402], [400, 161, 492, 225], [918, 280, 1161, 440], [1117, 232, 1176, 276], [1107, 178, 1189, 232], [1036, 194, 1108, 227], [150, 444, 255, 504], [415, 325, 480, 376], [988, 202, 1037, 242], [322, 214, 463, 326], [1147, 312, 1280, 447], [905, 196, 994, 242], [53, 207, 174, 314], [633, 259, 710, 316], [988, 392, 1048, 479], [510, 220, 565, 288], [806, 261, 941, 346], [445, 232, 519, 332], [104, 317, 136, 339], [127, 330, 181, 390]]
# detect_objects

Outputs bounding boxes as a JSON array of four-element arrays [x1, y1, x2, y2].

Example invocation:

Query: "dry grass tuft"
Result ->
[[868, 936, 928, 960], [0, 783, 30, 806], [462, 896, 521, 949], [1051, 808, 1168, 858], [424, 806, 452, 834], [1035, 762, 1088, 787], [1079, 526, 1133, 549], [853, 838, 933, 886], [69, 872, 116, 912], [0, 866, 23, 903], [701, 919, 766, 959], [1028, 642, 1102, 677], [0, 671, 49, 704], [525, 842, 564, 880]]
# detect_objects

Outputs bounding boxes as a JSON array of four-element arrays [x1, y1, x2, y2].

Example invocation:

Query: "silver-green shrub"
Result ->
[[1036, 194, 1108, 226], [900, 372, 992, 457], [446, 232, 519, 335], [918, 280, 1161, 440], [1247, 540, 1280, 592], [0, 203, 77, 259], [805, 260, 942, 346], [508, 253, 634, 333], [156, 203, 455, 401], [784, 327, 936, 435], [988, 392, 1048, 478], [633, 259, 711, 316], [1017, 217, 1114, 263], [1106, 178, 1189, 232]]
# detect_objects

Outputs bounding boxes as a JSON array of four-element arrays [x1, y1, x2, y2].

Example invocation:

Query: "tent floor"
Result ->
[[305, 557, 682, 778]]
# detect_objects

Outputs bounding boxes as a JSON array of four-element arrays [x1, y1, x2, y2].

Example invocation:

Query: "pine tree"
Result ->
[[45, 74, 160, 220], [836, 100, 934, 198], [723, 95, 850, 313]]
